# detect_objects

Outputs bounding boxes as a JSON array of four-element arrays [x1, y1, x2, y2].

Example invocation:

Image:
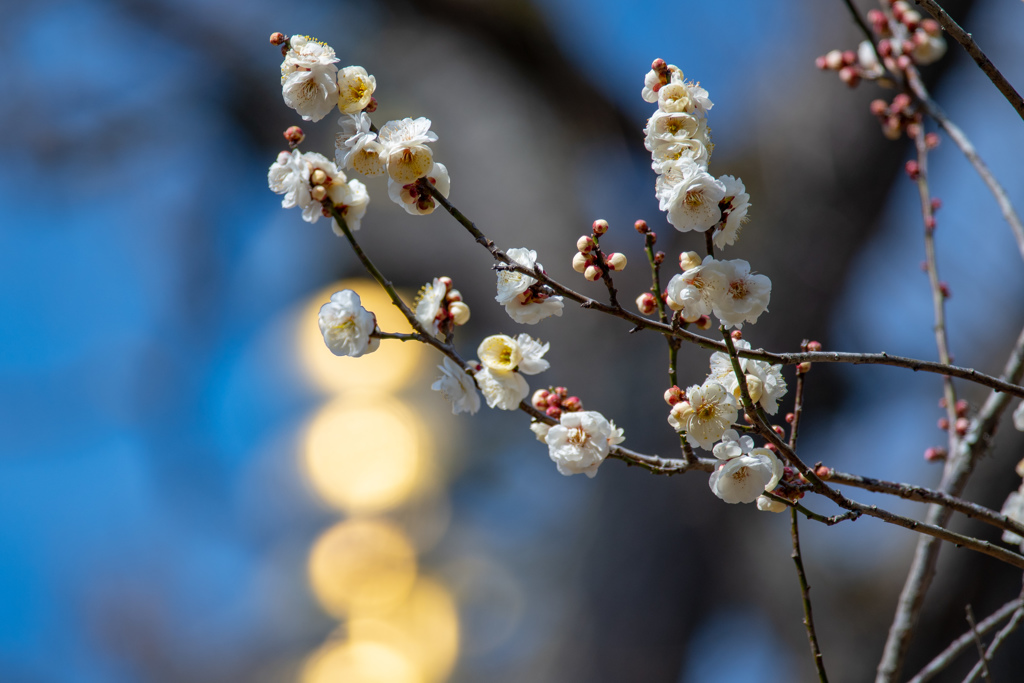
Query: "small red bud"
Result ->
[[785, 413, 796, 424], [924, 447, 947, 462], [939, 282, 951, 298], [870, 99, 888, 117], [938, 417, 950, 430], [905, 122, 921, 139], [897, 54, 913, 71], [592, 219, 609, 235], [842, 50, 858, 66], [546, 406, 562, 419], [730, 330, 743, 341], [636, 292, 658, 315], [955, 399, 968, 417], [878, 39, 893, 58], [269, 32, 286, 45], [773, 425, 786, 437], [921, 19, 941, 36], [743, 413, 754, 425], [815, 465, 833, 479], [905, 159, 920, 180], [815, 55, 828, 70], [765, 443, 778, 453], [798, 362, 812, 373], [364, 97, 378, 113], [696, 315, 712, 330], [563, 396, 583, 412], [806, 340, 822, 352], [924, 216, 936, 231], [892, 93, 912, 113], [651, 58, 667, 71], [839, 66, 860, 87], [438, 276, 453, 291], [925, 132, 940, 149], [654, 251, 665, 265], [955, 417, 970, 436], [931, 197, 942, 212], [634, 219, 649, 234]]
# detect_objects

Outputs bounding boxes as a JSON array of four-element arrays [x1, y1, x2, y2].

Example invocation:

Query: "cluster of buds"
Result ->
[[572, 220, 627, 282], [815, 47, 875, 88], [796, 339, 821, 375], [936, 397, 970, 436], [414, 276, 470, 338], [532, 386, 582, 420]]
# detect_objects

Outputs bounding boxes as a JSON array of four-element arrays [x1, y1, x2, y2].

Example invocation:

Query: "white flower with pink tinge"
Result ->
[[709, 447, 783, 504], [546, 410, 619, 478], [711, 259, 772, 329]]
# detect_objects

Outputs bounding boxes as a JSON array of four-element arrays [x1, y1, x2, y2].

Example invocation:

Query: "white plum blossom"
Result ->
[[328, 178, 369, 234], [432, 356, 480, 415], [712, 175, 750, 249], [496, 248, 564, 325], [712, 429, 755, 460], [1013, 402, 1024, 432], [709, 447, 783, 504], [757, 495, 789, 513], [708, 341, 787, 415], [377, 117, 438, 183], [641, 63, 682, 103], [318, 290, 379, 358], [1001, 488, 1024, 547], [530, 421, 552, 443], [415, 278, 448, 335], [712, 259, 772, 329], [387, 162, 450, 216], [478, 334, 523, 374], [268, 150, 311, 213], [280, 36, 340, 122], [607, 421, 626, 447], [336, 113, 386, 175], [912, 33, 947, 66], [475, 366, 529, 410], [657, 81, 712, 117], [668, 382, 739, 450], [545, 410, 616, 478], [657, 158, 726, 233], [514, 334, 550, 375], [336, 66, 376, 114], [666, 255, 728, 321], [298, 152, 343, 223]]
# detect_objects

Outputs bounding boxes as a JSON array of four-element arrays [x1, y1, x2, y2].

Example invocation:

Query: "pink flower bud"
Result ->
[[938, 417, 950, 430], [870, 99, 888, 117], [679, 251, 702, 271], [269, 32, 286, 45], [921, 19, 941, 36], [584, 265, 602, 281], [897, 54, 913, 71], [572, 252, 589, 273], [532, 389, 550, 409], [815, 465, 833, 479], [785, 413, 795, 424], [773, 425, 786, 437], [902, 10, 921, 29], [636, 292, 657, 315], [839, 66, 860, 87], [730, 330, 743, 341], [634, 219, 649, 234], [824, 50, 844, 70], [449, 301, 470, 326], [931, 197, 942, 212], [546, 405, 562, 419], [606, 253, 627, 271], [563, 396, 583, 412], [806, 340, 822, 352], [311, 169, 328, 186], [954, 399, 968, 417], [284, 125, 305, 146], [664, 385, 684, 406], [842, 50, 857, 66], [592, 219, 609, 235], [925, 132, 940, 149], [905, 160, 920, 180], [364, 97, 378, 113], [924, 216, 936, 231], [654, 251, 665, 265], [696, 315, 713, 330], [577, 236, 595, 253], [878, 39, 893, 58], [815, 55, 828, 70], [310, 185, 327, 202], [924, 446, 947, 462], [798, 362, 812, 373], [955, 417, 969, 435]]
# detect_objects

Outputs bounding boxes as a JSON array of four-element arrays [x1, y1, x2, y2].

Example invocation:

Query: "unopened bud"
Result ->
[[938, 417, 950, 430], [878, 39, 893, 58], [892, 93, 912, 113], [939, 281, 951, 298], [311, 169, 328, 186], [364, 97, 378, 113], [954, 417, 969, 435], [806, 340, 822, 352], [839, 66, 860, 87], [634, 219, 649, 234], [664, 385, 684, 406], [925, 132, 940, 149], [765, 443, 778, 453], [682, 310, 702, 324], [955, 399, 968, 417], [679, 251, 702, 271], [269, 32, 286, 45], [921, 19, 941, 36], [906, 122, 921, 139], [902, 10, 921, 28], [785, 413, 795, 424], [577, 236, 595, 253], [745, 375, 764, 404], [572, 251, 589, 273], [842, 50, 857, 66], [563, 396, 583, 412], [449, 301, 470, 326], [870, 99, 888, 117], [905, 160, 920, 180], [654, 251, 665, 265], [893, 1, 910, 20], [584, 265, 602, 281], [772, 425, 785, 437], [310, 185, 327, 202], [545, 405, 562, 419], [696, 315, 712, 330], [665, 295, 683, 312], [636, 292, 657, 315], [730, 330, 743, 340], [592, 219, 609, 235], [897, 54, 913, 71], [532, 390, 549, 409], [815, 465, 833, 479], [815, 55, 828, 70], [931, 197, 942, 212], [824, 49, 844, 70], [798, 361, 812, 373], [284, 125, 305, 146], [606, 253, 627, 271]]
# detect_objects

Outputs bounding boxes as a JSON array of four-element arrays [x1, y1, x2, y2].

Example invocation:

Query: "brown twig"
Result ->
[[791, 506, 829, 682], [963, 605, 993, 683]]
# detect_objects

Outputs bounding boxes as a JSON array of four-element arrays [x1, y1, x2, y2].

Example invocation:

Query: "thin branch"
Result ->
[[963, 595, 1024, 683], [826, 469, 1024, 539], [791, 506, 829, 682], [905, 67, 1024, 263], [454, 201, 1024, 399], [963, 605, 993, 683], [908, 596, 1023, 682], [373, 330, 422, 342], [913, 0, 1024, 124]]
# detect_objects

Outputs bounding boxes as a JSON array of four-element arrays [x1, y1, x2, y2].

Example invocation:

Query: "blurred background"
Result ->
[[3, 0, 1024, 681]]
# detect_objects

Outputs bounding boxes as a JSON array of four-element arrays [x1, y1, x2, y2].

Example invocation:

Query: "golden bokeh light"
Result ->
[[309, 519, 417, 617], [302, 396, 432, 514], [348, 577, 460, 683], [302, 640, 423, 683], [297, 279, 423, 394]]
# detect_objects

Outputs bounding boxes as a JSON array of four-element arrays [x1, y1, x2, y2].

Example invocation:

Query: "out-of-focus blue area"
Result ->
[[2, 0, 1023, 680]]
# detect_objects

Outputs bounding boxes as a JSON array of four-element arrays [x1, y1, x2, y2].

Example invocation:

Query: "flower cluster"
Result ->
[[471, 334, 550, 411], [415, 276, 470, 336], [571, 221, 627, 282], [707, 339, 787, 415], [707, 429, 783, 504], [642, 60, 750, 250], [268, 149, 369, 233], [495, 249, 564, 324], [664, 253, 771, 329]]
